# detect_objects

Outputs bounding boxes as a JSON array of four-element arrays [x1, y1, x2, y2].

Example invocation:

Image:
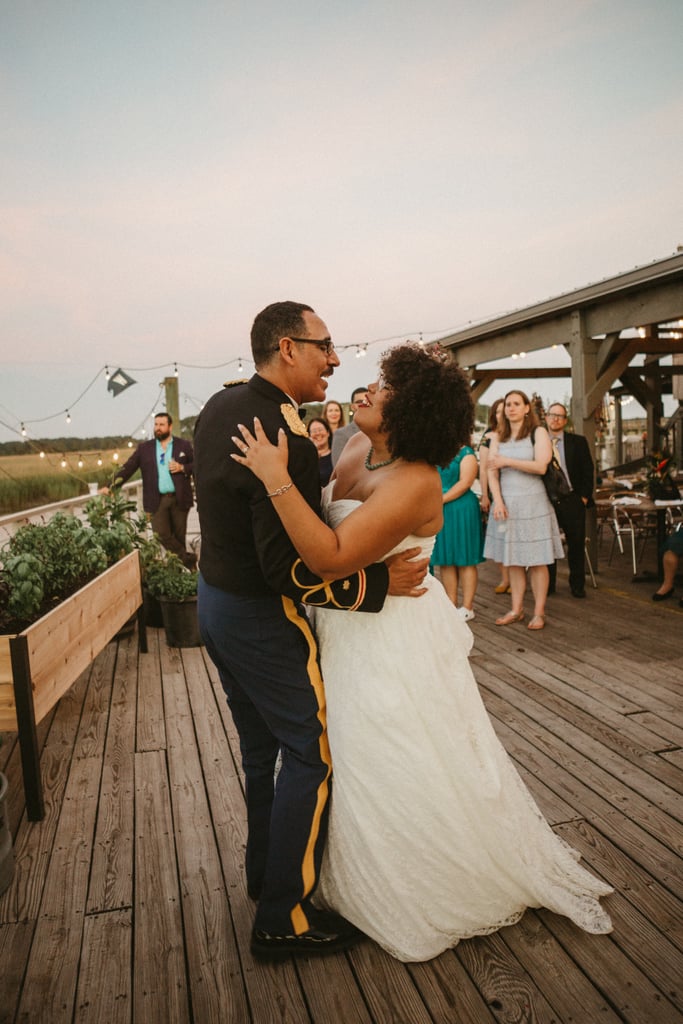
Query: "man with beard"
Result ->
[[107, 411, 196, 568]]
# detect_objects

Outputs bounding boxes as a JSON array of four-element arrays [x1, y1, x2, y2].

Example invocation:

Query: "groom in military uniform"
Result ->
[[194, 301, 428, 959]]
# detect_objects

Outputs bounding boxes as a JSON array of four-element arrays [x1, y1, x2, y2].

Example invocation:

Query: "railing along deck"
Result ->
[[0, 544, 681, 1023]]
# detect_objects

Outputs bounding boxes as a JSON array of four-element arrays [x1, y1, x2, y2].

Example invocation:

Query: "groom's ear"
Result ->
[[277, 337, 298, 366]]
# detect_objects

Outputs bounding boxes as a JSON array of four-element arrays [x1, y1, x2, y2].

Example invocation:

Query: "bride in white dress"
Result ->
[[232, 344, 613, 962]]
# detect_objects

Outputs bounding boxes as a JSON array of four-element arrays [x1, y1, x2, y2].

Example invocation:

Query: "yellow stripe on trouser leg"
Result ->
[[281, 596, 332, 935]]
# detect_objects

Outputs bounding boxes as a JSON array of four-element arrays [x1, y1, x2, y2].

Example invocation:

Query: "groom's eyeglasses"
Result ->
[[288, 337, 336, 357]]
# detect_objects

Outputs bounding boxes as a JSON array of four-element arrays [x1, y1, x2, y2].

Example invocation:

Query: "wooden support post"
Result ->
[[614, 395, 623, 465], [137, 604, 148, 655], [163, 376, 180, 428], [570, 311, 600, 569], [9, 635, 44, 821]]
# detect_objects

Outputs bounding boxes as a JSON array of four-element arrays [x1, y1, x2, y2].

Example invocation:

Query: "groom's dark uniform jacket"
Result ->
[[195, 374, 388, 610]]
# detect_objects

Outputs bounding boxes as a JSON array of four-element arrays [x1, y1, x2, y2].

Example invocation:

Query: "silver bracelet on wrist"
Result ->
[[266, 482, 293, 498]]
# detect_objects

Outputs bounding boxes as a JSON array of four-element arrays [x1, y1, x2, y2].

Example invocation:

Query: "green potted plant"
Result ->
[[144, 552, 201, 648], [135, 534, 166, 628], [0, 497, 146, 820]]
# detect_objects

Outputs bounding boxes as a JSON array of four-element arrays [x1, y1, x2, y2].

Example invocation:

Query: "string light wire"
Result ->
[[3, 318, 484, 438]]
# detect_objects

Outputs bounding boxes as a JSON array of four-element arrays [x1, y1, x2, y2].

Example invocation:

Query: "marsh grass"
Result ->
[[0, 450, 133, 514]]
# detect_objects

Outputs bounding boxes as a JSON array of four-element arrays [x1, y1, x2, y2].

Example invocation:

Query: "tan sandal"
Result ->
[[495, 610, 525, 626], [528, 615, 545, 630], [494, 582, 511, 594]]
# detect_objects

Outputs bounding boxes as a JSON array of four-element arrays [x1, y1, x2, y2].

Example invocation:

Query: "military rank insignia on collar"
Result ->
[[223, 378, 249, 388], [280, 403, 309, 437]]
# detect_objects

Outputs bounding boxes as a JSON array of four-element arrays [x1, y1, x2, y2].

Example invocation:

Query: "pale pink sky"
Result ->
[[1, 1, 682, 441]]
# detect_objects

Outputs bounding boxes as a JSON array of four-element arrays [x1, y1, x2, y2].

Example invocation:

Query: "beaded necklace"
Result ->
[[364, 446, 398, 471]]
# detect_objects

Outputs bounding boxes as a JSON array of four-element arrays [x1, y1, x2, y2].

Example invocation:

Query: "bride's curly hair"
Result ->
[[379, 344, 474, 467]]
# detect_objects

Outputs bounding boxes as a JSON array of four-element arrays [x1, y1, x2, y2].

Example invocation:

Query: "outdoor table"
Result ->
[[605, 495, 683, 581]]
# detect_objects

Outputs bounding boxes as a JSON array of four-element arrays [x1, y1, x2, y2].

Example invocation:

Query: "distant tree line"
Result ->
[[0, 436, 135, 457], [0, 417, 198, 457]]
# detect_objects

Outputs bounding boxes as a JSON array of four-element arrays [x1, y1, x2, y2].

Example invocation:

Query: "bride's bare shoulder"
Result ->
[[338, 431, 368, 460]]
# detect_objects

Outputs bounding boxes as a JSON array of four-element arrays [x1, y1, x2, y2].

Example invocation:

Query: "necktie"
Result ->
[[553, 437, 571, 486]]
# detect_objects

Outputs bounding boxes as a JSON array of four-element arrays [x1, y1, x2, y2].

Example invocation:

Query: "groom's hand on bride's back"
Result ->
[[385, 548, 429, 597]]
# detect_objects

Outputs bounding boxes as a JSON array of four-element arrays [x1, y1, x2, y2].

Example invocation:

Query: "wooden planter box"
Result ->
[[0, 550, 146, 821]]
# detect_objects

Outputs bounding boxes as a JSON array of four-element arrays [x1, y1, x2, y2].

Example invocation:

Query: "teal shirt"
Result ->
[[156, 438, 175, 494]]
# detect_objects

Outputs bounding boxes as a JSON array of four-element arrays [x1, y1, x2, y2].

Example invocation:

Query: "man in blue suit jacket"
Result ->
[[112, 411, 196, 568]]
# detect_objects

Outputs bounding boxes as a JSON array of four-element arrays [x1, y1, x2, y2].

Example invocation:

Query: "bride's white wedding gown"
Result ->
[[312, 491, 612, 963]]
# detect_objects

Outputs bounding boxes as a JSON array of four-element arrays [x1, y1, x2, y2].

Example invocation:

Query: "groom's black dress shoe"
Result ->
[[571, 588, 586, 599], [251, 913, 362, 960]]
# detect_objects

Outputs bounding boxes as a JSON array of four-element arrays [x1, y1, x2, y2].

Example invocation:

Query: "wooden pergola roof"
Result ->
[[437, 251, 683, 448]]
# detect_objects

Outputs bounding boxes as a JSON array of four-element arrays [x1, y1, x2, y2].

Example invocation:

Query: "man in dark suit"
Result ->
[[546, 403, 594, 598], [330, 385, 369, 467], [194, 301, 428, 960], [110, 412, 196, 568]]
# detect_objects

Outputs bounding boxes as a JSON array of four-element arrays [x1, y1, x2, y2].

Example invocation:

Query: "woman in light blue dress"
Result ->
[[484, 390, 563, 630]]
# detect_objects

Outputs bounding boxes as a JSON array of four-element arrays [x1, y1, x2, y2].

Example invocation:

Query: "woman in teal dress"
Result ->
[[430, 445, 484, 621]]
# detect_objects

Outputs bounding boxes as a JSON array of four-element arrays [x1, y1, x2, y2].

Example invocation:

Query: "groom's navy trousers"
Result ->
[[199, 577, 331, 935]]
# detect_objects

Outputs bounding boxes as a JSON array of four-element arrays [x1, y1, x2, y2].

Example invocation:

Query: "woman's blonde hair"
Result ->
[[487, 398, 505, 431]]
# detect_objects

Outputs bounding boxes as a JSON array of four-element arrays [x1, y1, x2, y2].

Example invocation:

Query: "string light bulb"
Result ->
[[112, 452, 119, 462], [97, 454, 103, 466], [21, 423, 26, 436], [127, 440, 133, 447], [238, 358, 243, 373], [65, 410, 71, 424], [60, 455, 67, 468], [77, 455, 84, 468], [174, 362, 179, 377], [39, 451, 45, 459], [105, 366, 110, 380]]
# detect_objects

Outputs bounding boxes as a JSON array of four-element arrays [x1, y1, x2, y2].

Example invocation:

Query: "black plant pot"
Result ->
[[0, 771, 15, 896], [143, 588, 164, 628], [159, 596, 203, 648]]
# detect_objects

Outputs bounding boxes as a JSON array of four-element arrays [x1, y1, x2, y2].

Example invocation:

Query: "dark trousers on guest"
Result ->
[[549, 492, 587, 594], [151, 492, 192, 566], [197, 576, 331, 936]]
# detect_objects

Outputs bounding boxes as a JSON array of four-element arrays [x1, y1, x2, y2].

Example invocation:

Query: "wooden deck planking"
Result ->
[[0, 546, 681, 1023], [86, 633, 137, 915], [484, 689, 683, 902], [134, 748, 189, 1023], [75, 910, 132, 1024], [477, 671, 683, 859], [160, 642, 248, 1024]]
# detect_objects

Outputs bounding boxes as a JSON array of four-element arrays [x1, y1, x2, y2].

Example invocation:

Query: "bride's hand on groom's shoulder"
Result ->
[[231, 418, 290, 489], [385, 547, 429, 598]]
